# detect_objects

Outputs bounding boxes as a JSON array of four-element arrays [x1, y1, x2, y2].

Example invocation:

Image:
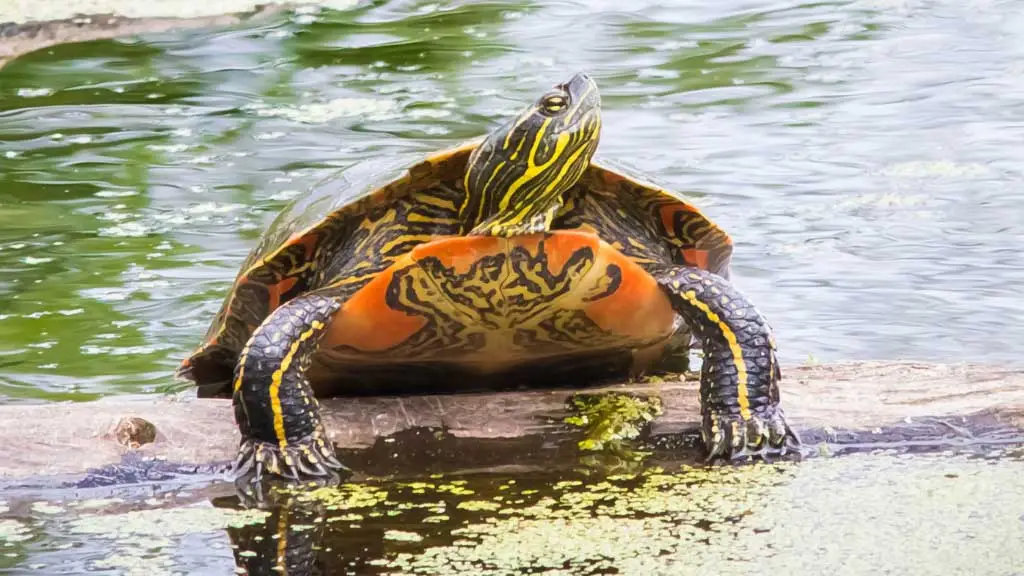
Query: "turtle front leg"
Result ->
[[646, 264, 799, 460], [232, 293, 348, 488]]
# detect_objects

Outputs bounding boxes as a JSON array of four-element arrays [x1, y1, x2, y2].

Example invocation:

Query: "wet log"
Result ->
[[1, 361, 1022, 480], [0, 1, 358, 69]]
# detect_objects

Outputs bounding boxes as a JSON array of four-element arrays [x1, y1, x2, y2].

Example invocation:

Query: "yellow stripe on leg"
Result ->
[[276, 505, 289, 574], [269, 319, 327, 450], [680, 290, 752, 421]]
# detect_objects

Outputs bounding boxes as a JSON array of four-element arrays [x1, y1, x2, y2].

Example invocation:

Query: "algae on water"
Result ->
[[63, 505, 270, 576], [564, 392, 664, 451], [361, 453, 1024, 576]]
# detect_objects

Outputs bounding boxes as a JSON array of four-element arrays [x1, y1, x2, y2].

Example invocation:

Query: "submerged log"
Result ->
[[1, 361, 1022, 480]]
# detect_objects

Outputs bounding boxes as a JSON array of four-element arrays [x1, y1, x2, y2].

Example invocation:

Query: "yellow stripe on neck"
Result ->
[[269, 319, 327, 448], [498, 119, 561, 212], [681, 290, 752, 421]]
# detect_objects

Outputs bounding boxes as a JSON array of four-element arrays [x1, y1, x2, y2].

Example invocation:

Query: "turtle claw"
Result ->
[[702, 406, 800, 462], [297, 455, 329, 478], [233, 429, 350, 495]]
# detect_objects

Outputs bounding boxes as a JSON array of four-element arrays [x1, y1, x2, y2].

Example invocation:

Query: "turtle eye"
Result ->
[[541, 93, 568, 114]]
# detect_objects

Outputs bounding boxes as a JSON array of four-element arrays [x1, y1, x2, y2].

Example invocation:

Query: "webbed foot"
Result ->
[[233, 427, 349, 495], [703, 405, 800, 461], [231, 293, 351, 496], [647, 264, 801, 462]]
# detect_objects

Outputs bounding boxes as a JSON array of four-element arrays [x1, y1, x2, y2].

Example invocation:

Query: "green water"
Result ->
[[1, 0, 1023, 403]]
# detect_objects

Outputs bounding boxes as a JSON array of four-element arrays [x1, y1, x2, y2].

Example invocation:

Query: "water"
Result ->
[[1, 1, 1023, 572], [3, 447, 1023, 574], [0, 2, 1019, 401], [1, 0, 1023, 403], [2, 1, 1024, 403]]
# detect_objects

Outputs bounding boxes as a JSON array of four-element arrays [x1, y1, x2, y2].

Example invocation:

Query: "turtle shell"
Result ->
[[582, 157, 732, 274], [178, 141, 732, 394]]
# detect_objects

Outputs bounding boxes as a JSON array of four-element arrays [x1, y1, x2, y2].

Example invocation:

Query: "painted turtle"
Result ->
[[178, 73, 798, 485]]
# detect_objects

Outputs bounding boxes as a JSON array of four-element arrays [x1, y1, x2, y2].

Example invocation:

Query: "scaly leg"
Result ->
[[232, 293, 347, 487], [646, 264, 799, 459]]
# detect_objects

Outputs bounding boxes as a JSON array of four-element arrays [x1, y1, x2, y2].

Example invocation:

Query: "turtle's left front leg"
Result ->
[[232, 292, 348, 488], [645, 264, 799, 459]]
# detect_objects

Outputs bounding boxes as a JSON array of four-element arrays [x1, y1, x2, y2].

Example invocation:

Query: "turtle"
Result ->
[[178, 72, 799, 485]]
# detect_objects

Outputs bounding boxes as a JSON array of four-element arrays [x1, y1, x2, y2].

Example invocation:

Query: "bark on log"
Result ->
[[1, 362, 1022, 479]]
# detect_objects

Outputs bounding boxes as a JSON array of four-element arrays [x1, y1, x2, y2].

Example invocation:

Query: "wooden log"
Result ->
[[1, 361, 1022, 480]]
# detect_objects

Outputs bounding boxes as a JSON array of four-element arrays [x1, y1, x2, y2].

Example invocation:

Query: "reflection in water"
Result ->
[[225, 496, 324, 576], [210, 429, 1024, 575]]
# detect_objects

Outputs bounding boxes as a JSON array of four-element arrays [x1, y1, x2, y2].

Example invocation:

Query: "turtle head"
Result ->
[[462, 72, 602, 236]]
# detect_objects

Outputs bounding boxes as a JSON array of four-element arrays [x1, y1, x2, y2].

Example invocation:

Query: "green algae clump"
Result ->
[[456, 500, 502, 512], [290, 483, 390, 511], [384, 530, 425, 543], [564, 392, 663, 451]]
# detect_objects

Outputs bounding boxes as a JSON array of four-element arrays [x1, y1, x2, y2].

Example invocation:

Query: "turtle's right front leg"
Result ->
[[646, 264, 800, 460], [232, 293, 348, 488]]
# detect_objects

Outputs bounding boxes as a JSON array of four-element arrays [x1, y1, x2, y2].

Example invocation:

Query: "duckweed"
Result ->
[[314, 453, 1024, 575], [384, 530, 424, 543], [564, 392, 663, 451]]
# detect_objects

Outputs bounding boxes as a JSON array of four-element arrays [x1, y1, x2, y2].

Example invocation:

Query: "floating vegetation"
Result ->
[[68, 505, 269, 537], [2, 452, 1022, 574], [316, 453, 1024, 575], [564, 392, 664, 451], [384, 530, 424, 543], [61, 505, 269, 576], [291, 483, 390, 512], [455, 500, 502, 512]]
